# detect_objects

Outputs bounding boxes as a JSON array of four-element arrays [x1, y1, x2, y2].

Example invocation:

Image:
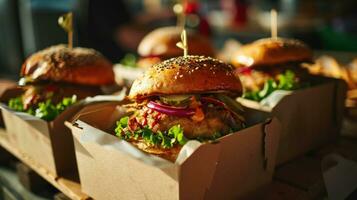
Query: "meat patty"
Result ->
[[131, 105, 237, 139], [22, 83, 102, 109], [158, 108, 232, 138]]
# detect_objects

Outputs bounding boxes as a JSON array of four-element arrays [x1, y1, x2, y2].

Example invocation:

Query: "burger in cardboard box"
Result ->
[[0, 45, 115, 176], [231, 38, 346, 164], [68, 55, 281, 199]]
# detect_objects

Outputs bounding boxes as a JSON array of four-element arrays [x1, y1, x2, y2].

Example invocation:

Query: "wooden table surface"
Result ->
[[0, 129, 90, 200]]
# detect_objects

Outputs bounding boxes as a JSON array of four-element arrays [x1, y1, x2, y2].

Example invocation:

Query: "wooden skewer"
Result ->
[[58, 12, 73, 49], [271, 9, 278, 39], [176, 29, 188, 57], [68, 31, 73, 49], [182, 29, 188, 56]]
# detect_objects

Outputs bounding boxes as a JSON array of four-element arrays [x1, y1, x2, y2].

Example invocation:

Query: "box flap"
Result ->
[[71, 101, 128, 127], [239, 77, 347, 165], [67, 102, 282, 199], [264, 118, 281, 171], [204, 118, 281, 199], [179, 141, 221, 200]]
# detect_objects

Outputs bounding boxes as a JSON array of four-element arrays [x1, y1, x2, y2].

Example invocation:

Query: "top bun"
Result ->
[[231, 38, 313, 68], [137, 26, 214, 58], [21, 45, 115, 86], [129, 55, 242, 100]]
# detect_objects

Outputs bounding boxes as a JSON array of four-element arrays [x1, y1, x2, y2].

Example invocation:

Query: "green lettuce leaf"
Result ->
[[114, 116, 129, 138], [277, 70, 298, 90], [35, 100, 59, 121], [258, 79, 278, 99], [120, 53, 137, 68], [7, 95, 77, 121], [242, 90, 261, 101], [168, 125, 187, 145], [114, 117, 188, 148], [243, 70, 300, 102], [56, 95, 77, 113], [8, 96, 25, 112]]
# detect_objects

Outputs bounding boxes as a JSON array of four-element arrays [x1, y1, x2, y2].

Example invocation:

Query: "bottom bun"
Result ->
[[130, 139, 182, 162]]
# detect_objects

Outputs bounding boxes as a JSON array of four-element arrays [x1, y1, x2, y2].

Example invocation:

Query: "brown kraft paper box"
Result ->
[[0, 87, 83, 177], [67, 102, 281, 200], [238, 77, 347, 165]]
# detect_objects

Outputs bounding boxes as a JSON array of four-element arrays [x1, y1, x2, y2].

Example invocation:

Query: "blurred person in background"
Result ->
[[75, 0, 175, 63]]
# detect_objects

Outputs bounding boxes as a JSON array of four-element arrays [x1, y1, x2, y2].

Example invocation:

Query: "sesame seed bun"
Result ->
[[129, 55, 242, 100], [231, 38, 313, 68], [137, 26, 215, 58], [21, 45, 115, 86]]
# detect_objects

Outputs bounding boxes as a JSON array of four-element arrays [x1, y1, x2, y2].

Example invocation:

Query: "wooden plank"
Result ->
[[54, 193, 71, 200], [0, 128, 90, 200]]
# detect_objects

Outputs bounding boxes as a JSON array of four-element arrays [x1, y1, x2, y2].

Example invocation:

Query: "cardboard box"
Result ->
[[67, 102, 281, 200], [238, 77, 347, 165], [0, 88, 83, 177]]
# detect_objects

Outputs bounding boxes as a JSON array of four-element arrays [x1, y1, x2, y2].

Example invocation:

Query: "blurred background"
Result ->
[[1, 0, 357, 79]]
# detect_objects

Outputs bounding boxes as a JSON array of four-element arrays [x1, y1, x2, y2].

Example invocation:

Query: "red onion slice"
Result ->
[[147, 101, 195, 117]]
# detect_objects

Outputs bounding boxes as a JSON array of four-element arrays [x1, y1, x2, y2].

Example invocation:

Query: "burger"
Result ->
[[114, 55, 245, 161], [7, 45, 115, 121], [230, 38, 313, 101], [136, 26, 215, 68]]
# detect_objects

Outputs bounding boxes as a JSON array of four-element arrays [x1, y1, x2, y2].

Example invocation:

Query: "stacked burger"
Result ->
[[231, 38, 313, 101], [115, 55, 245, 161], [8, 45, 115, 121]]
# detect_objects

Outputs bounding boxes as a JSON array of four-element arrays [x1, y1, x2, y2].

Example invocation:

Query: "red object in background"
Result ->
[[184, 1, 211, 36], [236, 67, 252, 75], [221, 0, 248, 27], [184, 1, 199, 14], [199, 17, 211, 36], [234, 0, 247, 26]]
